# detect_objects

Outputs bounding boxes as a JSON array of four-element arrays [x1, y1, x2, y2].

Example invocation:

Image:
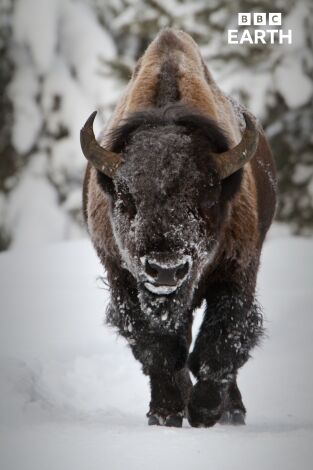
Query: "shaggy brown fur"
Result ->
[[82, 29, 277, 428], [84, 29, 275, 254]]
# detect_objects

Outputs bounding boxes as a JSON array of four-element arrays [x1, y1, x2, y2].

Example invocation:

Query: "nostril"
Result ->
[[145, 260, 158, 279], [144, 257, 190, 286], [175, 262, 189, 280]]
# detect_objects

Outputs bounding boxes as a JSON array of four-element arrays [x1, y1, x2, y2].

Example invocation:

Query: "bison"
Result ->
[[81, 29, 277, 428]]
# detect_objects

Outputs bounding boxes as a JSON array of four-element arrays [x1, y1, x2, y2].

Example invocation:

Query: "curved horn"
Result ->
[[80, 111, 123, 178], [212, 113, 259, 179]]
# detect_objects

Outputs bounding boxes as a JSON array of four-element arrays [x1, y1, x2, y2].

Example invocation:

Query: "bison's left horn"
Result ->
[[80, 111, 123, 178], [212, 113, 259, 179]]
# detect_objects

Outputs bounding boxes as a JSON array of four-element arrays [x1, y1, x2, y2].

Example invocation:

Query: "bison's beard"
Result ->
[[136, 275, 196, 334]]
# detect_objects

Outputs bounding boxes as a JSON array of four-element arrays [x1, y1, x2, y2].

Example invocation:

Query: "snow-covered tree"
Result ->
[[93, 0, 313, 234], [1, 0, 119, 249], [0, 0, 16, 249], [1, 0, 312, 250]]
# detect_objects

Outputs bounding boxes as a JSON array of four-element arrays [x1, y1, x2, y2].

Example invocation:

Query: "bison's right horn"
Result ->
[[80, 111, 123, 178], [212, 113, 259, 179]]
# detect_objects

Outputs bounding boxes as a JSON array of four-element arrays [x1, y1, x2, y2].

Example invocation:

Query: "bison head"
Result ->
[[81, 105, 258, 319]]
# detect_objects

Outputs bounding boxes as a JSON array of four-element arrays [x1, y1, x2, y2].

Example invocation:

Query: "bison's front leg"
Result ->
[[105, 266, 192, 427], [131, 333, 192, 427], [218, 377, 246, 425], [188, 280, 263, 428]]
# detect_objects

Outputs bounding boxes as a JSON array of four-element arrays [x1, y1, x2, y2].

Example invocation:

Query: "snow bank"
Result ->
[[0, 235, 313, 469]]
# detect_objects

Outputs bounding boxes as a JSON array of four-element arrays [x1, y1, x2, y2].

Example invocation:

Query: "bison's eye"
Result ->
[[97, 172, 115, 197], [199, 180, 220, 217], [199, 192, 219, 218], [117, 193, 137, 219]]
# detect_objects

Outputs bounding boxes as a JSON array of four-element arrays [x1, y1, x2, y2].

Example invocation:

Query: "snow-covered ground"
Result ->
[[0, 235, 313, 469]]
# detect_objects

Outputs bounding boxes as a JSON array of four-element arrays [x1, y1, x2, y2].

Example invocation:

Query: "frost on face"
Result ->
[[107, 123, 221, 327], [144, 283, 178, 295]]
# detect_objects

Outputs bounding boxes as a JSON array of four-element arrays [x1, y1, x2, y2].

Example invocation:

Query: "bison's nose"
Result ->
[[144, 259, 190, 286]]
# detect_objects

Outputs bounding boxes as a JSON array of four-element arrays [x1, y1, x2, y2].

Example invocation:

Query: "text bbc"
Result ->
[[238, 13, 282, 26]]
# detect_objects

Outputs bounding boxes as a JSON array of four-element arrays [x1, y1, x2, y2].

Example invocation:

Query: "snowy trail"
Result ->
[[0, 236, 313, 469]]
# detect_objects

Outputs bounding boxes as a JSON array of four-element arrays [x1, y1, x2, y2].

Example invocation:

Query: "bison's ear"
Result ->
[[212, 113, 259, 179], [80, 111, 123, 178]]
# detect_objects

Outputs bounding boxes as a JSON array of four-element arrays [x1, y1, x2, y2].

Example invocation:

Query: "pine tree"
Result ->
[[0, 0, 15, 249], [1, 0, 117, 248], [93, 0, 313, 234], [1, 0, 312, 250]]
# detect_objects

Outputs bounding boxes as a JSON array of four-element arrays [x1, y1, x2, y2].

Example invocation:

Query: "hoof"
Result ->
[[165, 414, 183, 427], [187, 380, 223, 428], [219, 409, 246, 426], [187, 406, 221, 428], [147, 412, 183, 427], [148, 414, 161, 426]]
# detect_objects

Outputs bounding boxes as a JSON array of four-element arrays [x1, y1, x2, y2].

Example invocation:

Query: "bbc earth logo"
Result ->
[[228, 13, 292, 45]]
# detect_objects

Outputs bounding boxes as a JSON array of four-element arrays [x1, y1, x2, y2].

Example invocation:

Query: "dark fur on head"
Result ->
[[98, 103, 243, 205], [109, 103, 229, 153]]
